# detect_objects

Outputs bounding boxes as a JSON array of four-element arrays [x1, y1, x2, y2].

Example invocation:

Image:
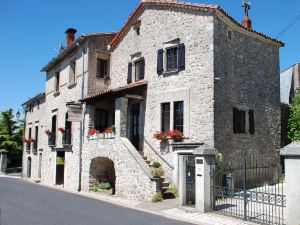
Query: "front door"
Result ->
[[130, 103, 140, 150], [185, 156, 195, 206], [56, 151, 65, 185]]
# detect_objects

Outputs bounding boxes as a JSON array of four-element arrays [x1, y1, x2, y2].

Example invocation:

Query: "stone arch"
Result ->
[[89, 157, 116, 194]]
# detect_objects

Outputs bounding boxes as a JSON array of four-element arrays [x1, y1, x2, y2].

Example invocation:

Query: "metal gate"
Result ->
[[212, 151, 286, 225], [185, 156, 195, 206]]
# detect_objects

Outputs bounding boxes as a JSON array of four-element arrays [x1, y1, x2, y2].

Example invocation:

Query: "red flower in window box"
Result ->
[[104, 128, 112, 133], [26, 137, 33, 143], [58, 127, 65, 133], [88, 129, 97, 135], [167, 130, 183, 141], [45, 129, 52, 136], [22, 138, 26, 143], [154, 131, 168, 141]]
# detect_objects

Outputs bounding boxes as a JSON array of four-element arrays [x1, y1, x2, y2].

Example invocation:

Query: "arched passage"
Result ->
[[27, 157, 31, 178], [89, 157, 116, 194]]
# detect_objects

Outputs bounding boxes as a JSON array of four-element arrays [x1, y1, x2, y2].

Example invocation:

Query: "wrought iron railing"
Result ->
[[62, 129, 72, 145]]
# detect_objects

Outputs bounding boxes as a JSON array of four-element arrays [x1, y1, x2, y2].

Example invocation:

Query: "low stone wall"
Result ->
[[82, 137, 158, 201]]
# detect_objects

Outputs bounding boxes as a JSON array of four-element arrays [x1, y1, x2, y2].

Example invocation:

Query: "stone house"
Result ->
[[280, 63, 300, 147], [22, 0, 283, 206]]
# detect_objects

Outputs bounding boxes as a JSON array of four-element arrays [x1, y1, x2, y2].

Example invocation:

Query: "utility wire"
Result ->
[[275, 13, 300, 39]]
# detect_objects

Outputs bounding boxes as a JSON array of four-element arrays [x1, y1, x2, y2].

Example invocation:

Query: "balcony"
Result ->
[[48, 133, 56, 146], [62, 129, 72, 146]]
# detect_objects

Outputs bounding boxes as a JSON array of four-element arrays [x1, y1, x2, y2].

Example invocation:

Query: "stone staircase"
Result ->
[[139, 151, 173, 199]]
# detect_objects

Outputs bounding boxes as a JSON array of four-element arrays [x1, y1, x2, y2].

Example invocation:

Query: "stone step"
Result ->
[[161, 182, 169, 187], [161, 186, 169, 192], [145, 160, 151, 164], [142, 156, 148, 161]]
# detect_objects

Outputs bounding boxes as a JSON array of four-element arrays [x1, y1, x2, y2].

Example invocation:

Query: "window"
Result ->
[[69, 60, 76, 84], [34, 126, 38, 150], [174, 101, 184, 132], [128, 57, 145, 84], [96, 59, 108, 78], [95, 109, 108, 133], [167, 47, 177, 71], [161, 103, 170, 132], [55, 72, 60, 93], [29, 104, 33, 113], [136, 27, 140, 36], [37, 100, 40, 109], [157, 43, 185, 74], [51, 115, 57, 145], [233, 108, 254, 134], [227, 30, 232, 40]]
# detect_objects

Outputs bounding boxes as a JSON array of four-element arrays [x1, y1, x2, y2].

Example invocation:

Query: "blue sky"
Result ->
[[0, 0, 299, 114]]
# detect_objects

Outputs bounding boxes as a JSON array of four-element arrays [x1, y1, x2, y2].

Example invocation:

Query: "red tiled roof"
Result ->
[[80, 80, 148, 102], [109, 0, 284, 49]]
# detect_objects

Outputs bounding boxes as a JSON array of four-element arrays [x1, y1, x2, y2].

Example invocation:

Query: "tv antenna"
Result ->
[[242, 0, 251, 16]]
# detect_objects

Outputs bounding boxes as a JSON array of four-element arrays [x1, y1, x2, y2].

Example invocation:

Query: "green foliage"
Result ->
[[90, 185, 99, 192], [98, 182, 111, 190], [152, 161, 161, 168], [152, 192, 163, 202], [165, 185, 179, 198], [151, 167, 164, 178], [288, 91, 300, 141], [0, 109, 23, 153], [277, 175, 285, 184]]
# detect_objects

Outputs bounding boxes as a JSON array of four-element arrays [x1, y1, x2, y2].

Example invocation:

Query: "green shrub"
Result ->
[[152, 161, 161, 168], [165, 185, 179, 198], [98, 182, 111, 190], [277, 175, 285, 184], [151, 167, 164, 178], [90, 185, 99, 192], [152, 192, 163, 202]]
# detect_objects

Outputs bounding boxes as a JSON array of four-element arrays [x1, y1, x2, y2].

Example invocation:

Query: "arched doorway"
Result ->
[[27, 157, 31, 178], [89, 157, 116, 195]]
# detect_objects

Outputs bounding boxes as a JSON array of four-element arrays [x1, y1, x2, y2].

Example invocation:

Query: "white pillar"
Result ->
[[281, 142, 300, 225], [115, 97, 128, 137], [193, 145, 217, 213]]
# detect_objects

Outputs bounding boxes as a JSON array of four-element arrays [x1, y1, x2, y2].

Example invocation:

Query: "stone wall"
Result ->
[[213, 15, 281, 162]]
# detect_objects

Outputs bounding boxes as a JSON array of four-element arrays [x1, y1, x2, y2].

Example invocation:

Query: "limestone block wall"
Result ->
[[213, 15, 281, 162], [110, 6, 215, 182], [81, 137, 157, 201]]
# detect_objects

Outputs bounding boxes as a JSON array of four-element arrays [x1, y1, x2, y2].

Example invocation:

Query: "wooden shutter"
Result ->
[[139, 57, 145, 80], [157, 49, 164, 75], [127, 62, 132, 84], [233, 108, 238, 133], [96, 59, 101, 77], [249, 110, 255, 134], [177, 43, 185, 71]]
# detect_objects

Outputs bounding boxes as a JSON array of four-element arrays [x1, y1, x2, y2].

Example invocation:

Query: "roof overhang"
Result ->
[[80, 80, 147, 103]]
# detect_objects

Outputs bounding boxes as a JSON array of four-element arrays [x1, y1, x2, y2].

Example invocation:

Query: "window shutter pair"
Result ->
[[157, 43, 185, 74]]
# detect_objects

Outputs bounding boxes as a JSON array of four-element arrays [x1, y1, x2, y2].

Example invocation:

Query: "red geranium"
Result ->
[[45, 129, 52, 135], [154, 131, 168, 141], [167, 130, 184, 140], [58, 127, 65, 132], [27, 137, 33, 143], [104, 128, 112, 133], [88, 129, 97, 135], [22, 138, 26, 143]]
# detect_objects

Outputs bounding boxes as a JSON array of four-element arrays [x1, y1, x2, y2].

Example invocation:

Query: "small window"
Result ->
[[97, 59, 108, 78], [55, 72, 60, 93], [136, 27, 140, 36], [37, 100, 40, 109], [174, 101, 184, 132], [161, 103, 170, 132], [166, 47, 178, 71], [233, 108, 246, 133], [69, 60, 76, 84]]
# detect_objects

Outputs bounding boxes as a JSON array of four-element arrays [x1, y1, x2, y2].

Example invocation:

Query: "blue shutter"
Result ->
[[139, 57, 145, 79], [157, 49, 164, 74], [177, 43, 185, 71], [127, 62, 132, 84]]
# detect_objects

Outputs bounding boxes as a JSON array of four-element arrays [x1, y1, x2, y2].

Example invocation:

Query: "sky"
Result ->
[[0, 0, 299, 115]]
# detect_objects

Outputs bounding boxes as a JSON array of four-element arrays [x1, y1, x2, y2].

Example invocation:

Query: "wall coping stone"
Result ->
[[280, 141, 300, 157]]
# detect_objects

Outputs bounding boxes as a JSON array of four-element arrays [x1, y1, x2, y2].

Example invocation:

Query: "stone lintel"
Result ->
[[193, 144, 218, 156]]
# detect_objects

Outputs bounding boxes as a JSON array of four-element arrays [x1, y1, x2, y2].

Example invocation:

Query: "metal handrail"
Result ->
[[144, 138, 174, 170]]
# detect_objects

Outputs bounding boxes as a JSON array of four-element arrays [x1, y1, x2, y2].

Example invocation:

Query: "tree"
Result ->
[[288, 91, 300, 141], [0, 109, 23, 152]]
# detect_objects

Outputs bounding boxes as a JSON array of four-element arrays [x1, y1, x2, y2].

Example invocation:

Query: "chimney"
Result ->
[[241, 1, 252, 29], [65, 28, 77, 47]]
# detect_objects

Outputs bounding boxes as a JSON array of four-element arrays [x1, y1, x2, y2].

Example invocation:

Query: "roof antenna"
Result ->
[[241, 0, 252, 29]]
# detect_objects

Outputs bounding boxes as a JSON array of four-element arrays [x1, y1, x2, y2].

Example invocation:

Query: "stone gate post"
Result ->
[[0, 149, 8, 174], [193, 145, 218, 213], [281, 141, 300, 225]]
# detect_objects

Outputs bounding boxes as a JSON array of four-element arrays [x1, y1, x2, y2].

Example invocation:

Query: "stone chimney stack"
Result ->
[[65, 28, 77, 47], [242, 1, 252, 29]]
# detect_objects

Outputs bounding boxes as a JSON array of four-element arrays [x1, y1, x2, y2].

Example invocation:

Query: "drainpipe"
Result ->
[[76, 42, 86, 192]]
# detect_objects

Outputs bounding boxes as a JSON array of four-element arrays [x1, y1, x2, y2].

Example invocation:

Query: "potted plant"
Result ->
[[58, 127, 65, 133], [88, 129, 98, 139], [154, 131, 168, 142], [167, 130, 184, 141], [150, 161, 164, 178], [104, 127, 112, 138]]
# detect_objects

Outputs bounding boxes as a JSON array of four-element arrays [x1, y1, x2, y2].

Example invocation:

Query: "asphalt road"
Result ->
[[0, 177, 193, 225]]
